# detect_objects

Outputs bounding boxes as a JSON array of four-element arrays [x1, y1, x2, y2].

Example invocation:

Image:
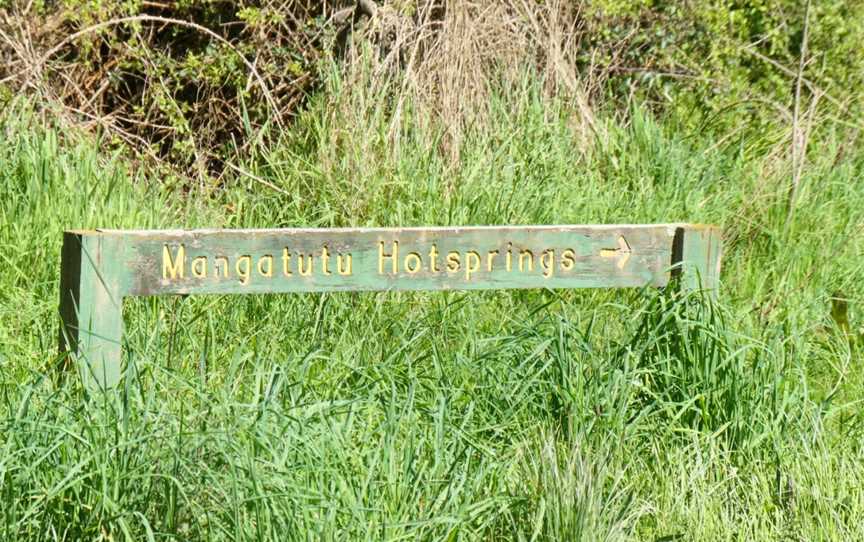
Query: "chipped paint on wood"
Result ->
[[58, 224, 722, 388]]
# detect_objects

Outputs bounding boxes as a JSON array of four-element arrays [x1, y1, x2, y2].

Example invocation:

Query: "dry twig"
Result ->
[[786, 0, 813, 234]]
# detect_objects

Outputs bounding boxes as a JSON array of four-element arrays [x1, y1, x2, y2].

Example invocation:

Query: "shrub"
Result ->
[[1, 0, 862, 176]]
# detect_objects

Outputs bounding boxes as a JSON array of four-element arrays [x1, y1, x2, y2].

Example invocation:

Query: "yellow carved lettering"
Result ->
[[429, 244, 439, 273], [465, 251, 481, 280], [561, 249, 576, 271], [236, 255, 252, 285], [446, 251, 461, 272], [337, 254, 353, 276], [214, 256, 229, 278], [506, 243, 512, 272], [258, 255, 274, 277], [191, 256, 208, 279], [321, 246, 331, 275], [519, 250, 534, 272], [541, 249, 555, 278], [486, 250, 499, 272], [298, 254, 313, 276], [162, 244, 186, 280], [282, 248, 293, 276], [379, 241, 398, 274], [405, 252, 422, 274]]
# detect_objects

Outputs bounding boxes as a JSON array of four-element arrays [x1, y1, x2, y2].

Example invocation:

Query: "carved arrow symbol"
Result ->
[[600, 235, 632, 269]]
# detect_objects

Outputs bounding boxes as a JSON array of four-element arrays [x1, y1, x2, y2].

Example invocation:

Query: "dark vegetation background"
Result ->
[[3, 1, 862, 174]]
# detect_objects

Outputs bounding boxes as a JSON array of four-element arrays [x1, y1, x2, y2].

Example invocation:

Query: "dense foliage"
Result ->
[[588, 1, 864, 118], [2, 0, 863, 171]]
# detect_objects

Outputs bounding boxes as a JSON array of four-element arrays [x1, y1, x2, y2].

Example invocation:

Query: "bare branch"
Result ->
[[786, 0, 812, 233], [357, 0, 379, 19], [7, 14, 284, 130]]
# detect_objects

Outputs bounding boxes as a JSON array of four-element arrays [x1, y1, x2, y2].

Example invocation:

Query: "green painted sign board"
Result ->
[[59, 224, 721, 388]]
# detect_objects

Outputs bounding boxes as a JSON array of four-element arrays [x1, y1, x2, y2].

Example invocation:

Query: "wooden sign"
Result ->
[[59, 224, 721, 388]]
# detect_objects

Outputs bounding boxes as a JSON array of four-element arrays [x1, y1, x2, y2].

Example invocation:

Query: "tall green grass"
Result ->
[[1, 85, 862, 541]]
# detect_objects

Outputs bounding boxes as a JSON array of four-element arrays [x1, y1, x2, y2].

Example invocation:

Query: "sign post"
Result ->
[[59, 224, 721, 388]]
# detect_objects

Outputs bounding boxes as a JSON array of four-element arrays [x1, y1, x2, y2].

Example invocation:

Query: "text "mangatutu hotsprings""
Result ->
[[161, 241, 586, 285]]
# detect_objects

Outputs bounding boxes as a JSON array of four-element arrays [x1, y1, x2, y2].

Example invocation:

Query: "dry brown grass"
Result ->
[[0, 1, 607, 177], [333, 0, 601, 161]]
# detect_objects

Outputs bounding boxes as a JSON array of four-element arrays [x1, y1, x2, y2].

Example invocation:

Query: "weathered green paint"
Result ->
[[59, 224, 721, 388], [672, 225, 723, 292], [59, 232, 125, 389]]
